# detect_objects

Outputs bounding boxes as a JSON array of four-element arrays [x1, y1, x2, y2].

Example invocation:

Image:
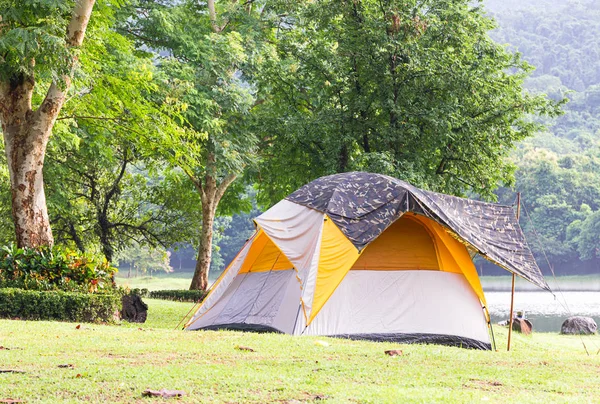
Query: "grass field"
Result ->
[[2, 299, 600, 403], [116, 272, 194, 291]]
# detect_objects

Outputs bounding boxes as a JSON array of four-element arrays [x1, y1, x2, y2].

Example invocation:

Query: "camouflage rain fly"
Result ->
[[286, 172, 549, 291]]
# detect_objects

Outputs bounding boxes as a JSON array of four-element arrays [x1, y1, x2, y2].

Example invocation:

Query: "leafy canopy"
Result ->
[[254, 0, 562, 203]]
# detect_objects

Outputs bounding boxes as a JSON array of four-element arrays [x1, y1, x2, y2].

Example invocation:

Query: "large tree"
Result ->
[[120, 0, 263, 290], [42, 7, 195, 263], [253, 0, 562, 203], [0, 0, 96, 247]]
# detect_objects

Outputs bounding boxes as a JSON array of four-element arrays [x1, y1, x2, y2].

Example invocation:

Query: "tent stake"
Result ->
[[507, 193, 521, 351]]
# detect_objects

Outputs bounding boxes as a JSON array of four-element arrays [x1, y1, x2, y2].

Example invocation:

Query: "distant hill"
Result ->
[[482, 0, 600, 276]]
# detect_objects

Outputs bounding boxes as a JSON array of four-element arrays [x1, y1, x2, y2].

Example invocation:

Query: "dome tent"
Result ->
[[185, 172, 548, 350]]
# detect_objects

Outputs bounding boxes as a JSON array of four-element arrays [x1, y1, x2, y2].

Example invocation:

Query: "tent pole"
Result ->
[[507, 273, 516, 351], [507, 192, 521, 351]]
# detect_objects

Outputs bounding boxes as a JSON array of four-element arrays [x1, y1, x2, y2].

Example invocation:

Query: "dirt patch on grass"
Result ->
[[463, 379, 504, 391]]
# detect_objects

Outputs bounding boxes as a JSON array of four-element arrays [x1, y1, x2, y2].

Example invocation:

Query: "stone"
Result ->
[[142, 389, 185, 398], [385, 349, 403, 356], [512, 318, 533, 335], [560, 316, 597, 335], [121, 295, 148, 323]]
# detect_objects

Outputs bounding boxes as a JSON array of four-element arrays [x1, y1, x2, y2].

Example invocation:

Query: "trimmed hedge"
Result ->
[[149, 289, 206, 302], [0, 288, 121, 323]]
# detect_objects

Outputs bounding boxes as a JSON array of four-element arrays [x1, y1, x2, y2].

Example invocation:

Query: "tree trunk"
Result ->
[[190, 189, 217, 291], [187, 151, 237, 290], [0, 0, 96, 248], [1, 78, 55, 247]]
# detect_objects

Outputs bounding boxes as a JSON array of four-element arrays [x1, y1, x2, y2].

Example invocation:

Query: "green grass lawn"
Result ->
[[115, 273, 194, 291], [2, 299, 600, 403]]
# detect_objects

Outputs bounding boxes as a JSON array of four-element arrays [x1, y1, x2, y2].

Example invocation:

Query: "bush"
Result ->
[[0, 288, 120, 323], [0, 244, 117, 293], [129, 288, 149, 298], [149, 289, 206, 302]]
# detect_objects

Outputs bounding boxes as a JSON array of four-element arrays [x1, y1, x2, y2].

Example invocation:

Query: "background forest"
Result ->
[[0, 0, 598, 287], [485, 0, 600, 275]]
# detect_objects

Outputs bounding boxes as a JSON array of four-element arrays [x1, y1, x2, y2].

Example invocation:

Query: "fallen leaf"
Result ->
[[142, 389, 186, 398], [75, 374, 82, 378], [385, 349, 403, 356], [0, 370, 25, 374], [235, 346, 255, 352], [58, 364, 75, 368], [75, 324, 81, 330]]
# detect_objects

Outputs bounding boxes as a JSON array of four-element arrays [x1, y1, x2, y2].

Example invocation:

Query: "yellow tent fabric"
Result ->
[[238, 230, 294, 273], [414, 215, 486, 306], [308, 216, 361, 324], [351, 216, 440, 270]]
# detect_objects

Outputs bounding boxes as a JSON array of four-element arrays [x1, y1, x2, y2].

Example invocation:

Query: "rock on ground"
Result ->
[[512, 318, 533, 335], [121, 295, 148, 323], [560, 316, 597, 335]]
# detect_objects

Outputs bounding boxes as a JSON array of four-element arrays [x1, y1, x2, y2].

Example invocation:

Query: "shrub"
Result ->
[[149, 289, 206, 302], [0, 244, 117, 293], [0, 288, 121, 323], [129, 288, 149, 298]]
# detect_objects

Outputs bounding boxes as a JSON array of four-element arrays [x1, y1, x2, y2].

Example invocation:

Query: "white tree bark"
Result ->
[[0, 0, 96, 247]]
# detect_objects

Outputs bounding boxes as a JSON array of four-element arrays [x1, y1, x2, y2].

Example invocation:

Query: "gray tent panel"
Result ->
[[188, 269, 299, 332]]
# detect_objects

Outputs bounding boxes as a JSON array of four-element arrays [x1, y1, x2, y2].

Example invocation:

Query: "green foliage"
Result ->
[[35, 0, 201, 261], [253, 0, 561, 203], [567, 210, 600, 262], [127, 288, 149, 297], [149, 289, 206, 303], [0, 0, 73, 81], [0, 244, 116, 293], [489, 0, 600, 92], [0, 287, 120, 323], [120, 0, 262, 187]]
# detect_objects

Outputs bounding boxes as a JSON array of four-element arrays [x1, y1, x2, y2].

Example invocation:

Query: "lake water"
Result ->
[[485, 291, 600, 332]]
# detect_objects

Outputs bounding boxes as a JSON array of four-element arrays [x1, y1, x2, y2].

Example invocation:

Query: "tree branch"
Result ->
[[182, 166, 205, 200], [102, 148, 129, 219], [215, 173, 237, 203], [207, 0, 221, 33], [56, 115, 123, 122], [36, 0, 96, 136]]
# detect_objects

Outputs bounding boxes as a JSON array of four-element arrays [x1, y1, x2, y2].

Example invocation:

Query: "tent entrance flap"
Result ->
[[348, 214, 485, 305]]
